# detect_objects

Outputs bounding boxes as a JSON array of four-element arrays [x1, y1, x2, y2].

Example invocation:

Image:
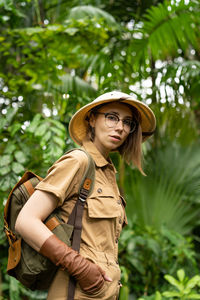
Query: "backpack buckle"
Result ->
[[79, 196, 87, 203]]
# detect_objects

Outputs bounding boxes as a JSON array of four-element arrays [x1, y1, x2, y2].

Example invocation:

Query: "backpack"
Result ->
[[4, 149, 95, 292]]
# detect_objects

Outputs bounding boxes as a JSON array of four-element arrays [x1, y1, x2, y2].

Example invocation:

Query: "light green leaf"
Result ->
[[9, 123, 21, 137], [155, 291, 162, 300], [47, 25, 60, 31], [5, 107, 18, 125], [28, 114, 41, 133], [0, 154, 12, 167], [11, 162, 24, 174], [119, 285, 129, 300], [0, 166, 11, 176], [177, 269, 185, 282], [0, 117, 7, 131], [20, 27, 45, 35], [188, 294, 200, 299], [4, 143, 16, 154], [164, 275, 183, 291], [52, 136, 66, 148], [64, 27, 79, 35], [9, 276, 20, 299], [40, 131, 52, 144], [0, 177, 10, 191], [51, 126, 65, 137], [162, 291, 181, 297], [14, 151, 27, 164], [35, 122, 49, 137], [146, 238, 161, 256], [186, 276, 200, 290], [50, 119, 66, 132], [67, 5, 117, 27]]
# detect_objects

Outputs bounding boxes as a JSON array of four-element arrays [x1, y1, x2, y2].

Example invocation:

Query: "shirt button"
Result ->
[[115, 238, 118, 243], [117, 200, 121, 205], [97, 188, 102, 193]]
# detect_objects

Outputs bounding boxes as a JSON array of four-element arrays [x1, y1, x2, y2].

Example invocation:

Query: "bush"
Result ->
[[119, 221, 198, 298]]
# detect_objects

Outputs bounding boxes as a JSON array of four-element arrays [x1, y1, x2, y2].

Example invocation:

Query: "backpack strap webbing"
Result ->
[[66, 149, 95, 300], [4, 171, 43, 246]]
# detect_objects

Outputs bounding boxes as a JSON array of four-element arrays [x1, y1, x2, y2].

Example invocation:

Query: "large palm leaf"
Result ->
[[125, 143, 200, 235], [130, 0, 200, 69]]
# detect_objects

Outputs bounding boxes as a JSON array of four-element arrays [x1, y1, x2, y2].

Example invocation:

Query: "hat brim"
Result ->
[[69, 97, 156, 145]]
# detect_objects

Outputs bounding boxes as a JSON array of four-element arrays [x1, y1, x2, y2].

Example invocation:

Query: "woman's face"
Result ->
[[89, 102, 133, 158]]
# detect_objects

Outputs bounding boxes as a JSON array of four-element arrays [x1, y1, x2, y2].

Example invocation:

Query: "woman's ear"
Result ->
[[89, 113, 96, 128]]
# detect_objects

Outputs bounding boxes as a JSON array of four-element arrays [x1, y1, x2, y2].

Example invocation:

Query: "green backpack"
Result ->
[[4, 149, 95, 291]]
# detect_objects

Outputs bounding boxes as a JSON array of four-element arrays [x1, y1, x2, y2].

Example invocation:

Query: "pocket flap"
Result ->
[[87, 187, 120, 218], [90, 186, 115, 198]]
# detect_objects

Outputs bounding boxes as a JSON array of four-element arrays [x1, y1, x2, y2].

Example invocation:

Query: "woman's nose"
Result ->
[[115, 120, 124, 131]]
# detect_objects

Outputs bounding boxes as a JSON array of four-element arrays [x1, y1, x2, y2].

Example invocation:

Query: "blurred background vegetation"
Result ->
[[0, 0, 200, 299]]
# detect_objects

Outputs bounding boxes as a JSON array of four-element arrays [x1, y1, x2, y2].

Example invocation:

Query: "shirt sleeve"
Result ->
[[35, 150, 88, 206]]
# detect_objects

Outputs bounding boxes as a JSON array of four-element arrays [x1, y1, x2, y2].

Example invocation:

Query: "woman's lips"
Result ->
[[109, 135, 121, 141]]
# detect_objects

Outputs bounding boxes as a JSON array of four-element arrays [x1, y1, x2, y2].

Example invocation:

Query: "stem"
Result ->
[[34, 0, 42, 24]]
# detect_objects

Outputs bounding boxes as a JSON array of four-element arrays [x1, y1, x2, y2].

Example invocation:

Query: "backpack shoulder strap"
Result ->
[[64, 148, 95, 198], [4, 171, 42, 219], [77, 148, 95, 198], [67, 148, 95, 233], [66, 149, 95, 300], [4, 171, 43, 243]]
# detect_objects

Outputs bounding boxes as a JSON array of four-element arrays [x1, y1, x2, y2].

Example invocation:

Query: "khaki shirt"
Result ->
[[36, 138, 127, 300]]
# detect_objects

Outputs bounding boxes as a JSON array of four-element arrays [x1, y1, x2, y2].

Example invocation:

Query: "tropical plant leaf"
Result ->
[[177, 269, 185, 282], [125, 143, 200, 234], [164, 275, 183, 290], [67, 5, 118, 27], [185, 275, 200, 291], [130, 0, 200, 67]]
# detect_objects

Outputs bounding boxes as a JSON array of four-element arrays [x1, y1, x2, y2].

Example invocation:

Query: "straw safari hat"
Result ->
[[69, 91, 156, 145]]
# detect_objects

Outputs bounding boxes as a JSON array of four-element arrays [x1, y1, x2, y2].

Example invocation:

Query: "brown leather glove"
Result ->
[[39, 234, 105, 294]]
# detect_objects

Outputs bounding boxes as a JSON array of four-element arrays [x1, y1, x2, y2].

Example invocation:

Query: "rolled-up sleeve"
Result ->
[[35, 150, 88, 206]]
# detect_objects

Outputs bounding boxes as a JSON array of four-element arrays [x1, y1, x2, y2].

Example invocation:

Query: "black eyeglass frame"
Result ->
[[95, 112, 137, 133]]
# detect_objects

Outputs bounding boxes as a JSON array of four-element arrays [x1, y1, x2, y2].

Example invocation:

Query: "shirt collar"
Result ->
[[81, 137, 117, 173]]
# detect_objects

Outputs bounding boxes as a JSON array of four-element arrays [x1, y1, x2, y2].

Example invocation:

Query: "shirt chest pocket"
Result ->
[[87, 187, 122, 219]]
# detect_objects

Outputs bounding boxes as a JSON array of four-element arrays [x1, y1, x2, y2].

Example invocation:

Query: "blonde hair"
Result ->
[[117, 105, 144, 175]]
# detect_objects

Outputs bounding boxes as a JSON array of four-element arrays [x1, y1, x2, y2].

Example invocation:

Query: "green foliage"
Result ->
[[119, 223, 198, 298], [0, 0, 200, 299], [163, 269, 200, 299], [159, 59, 200, 105], [0, 274, 47, 300], [67, 5, 118, 27], [153, 104, 199, 146], [125, 143, 200, 235], [139, 269, 200, 300], [131, 0, 200, 66], [0, 111, 66, 199]]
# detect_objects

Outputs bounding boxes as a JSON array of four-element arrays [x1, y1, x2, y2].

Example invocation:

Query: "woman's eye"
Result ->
[[107, 114, 118, 121], [123, 119, 132, 126]]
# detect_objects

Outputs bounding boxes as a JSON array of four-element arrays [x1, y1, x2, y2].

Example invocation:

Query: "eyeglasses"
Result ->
[[96, 112, 137, 133]]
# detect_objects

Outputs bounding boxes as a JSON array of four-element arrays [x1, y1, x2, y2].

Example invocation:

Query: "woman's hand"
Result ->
[[39, 234, 112, 294]]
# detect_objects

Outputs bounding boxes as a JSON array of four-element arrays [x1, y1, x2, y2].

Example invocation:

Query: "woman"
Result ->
[[15, 91, 156, 300]]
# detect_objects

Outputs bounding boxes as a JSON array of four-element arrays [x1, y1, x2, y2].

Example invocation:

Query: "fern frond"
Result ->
[[131, 0, 200, 65]]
